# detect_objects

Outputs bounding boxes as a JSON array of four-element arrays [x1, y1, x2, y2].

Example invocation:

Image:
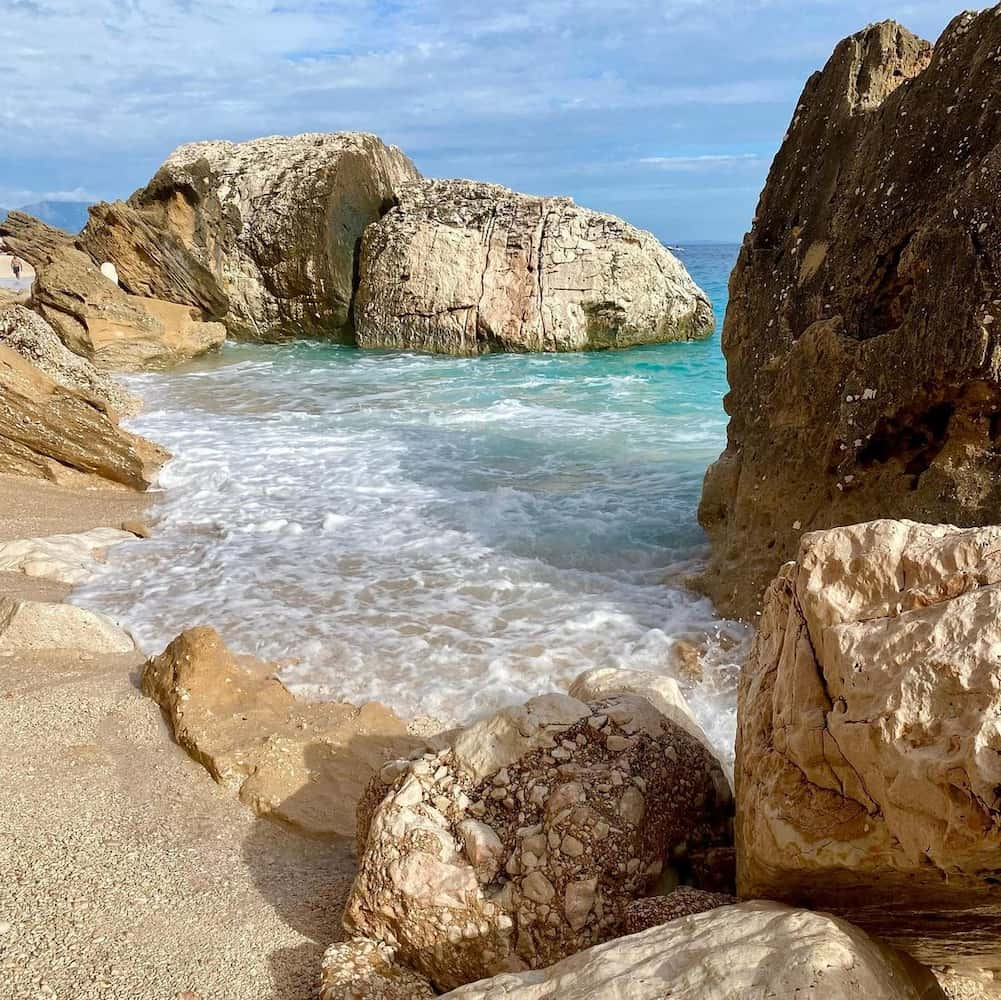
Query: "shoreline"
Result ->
[[0, 474, 355, 999]]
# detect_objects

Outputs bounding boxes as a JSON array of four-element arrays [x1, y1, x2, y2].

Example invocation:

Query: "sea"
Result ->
[[76, 243, 750, 760]]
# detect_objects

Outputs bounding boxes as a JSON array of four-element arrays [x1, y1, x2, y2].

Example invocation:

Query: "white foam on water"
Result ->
[[76, 340, 750, 763]]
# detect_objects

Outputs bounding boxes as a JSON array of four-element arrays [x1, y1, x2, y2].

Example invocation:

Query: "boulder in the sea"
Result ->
[[345, 691, 733, 991], [738, 520, 1001, 972], [0, 528, 136, 585], [0, 343, 166, 489], [0, 212, 226, 371], [102, 132, 420, 340], [698, 13, 1001, 618], [354, 179, 713, 355], [0, 598, 135, 655], [0, 304, 141, 416], [142, 627, 426, 840], [439, 901, 947, 999]]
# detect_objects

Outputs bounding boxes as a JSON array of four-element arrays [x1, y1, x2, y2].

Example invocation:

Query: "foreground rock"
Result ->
[[354, 179, 713, 355], [0, 212, 226, 370], [142, 628, 426, 839], [345, 691, 732, 991], [0, 343, 166, 489], [0, 528, 136, 585], [320, 939, 436, 1000], [0, 598, 135, 654], [698, 14, 1001, 618], [441, 901, 946, 999], [738, 520, 1001, 971], [96, 133, 420, 340], [0, 304, 141, 416]]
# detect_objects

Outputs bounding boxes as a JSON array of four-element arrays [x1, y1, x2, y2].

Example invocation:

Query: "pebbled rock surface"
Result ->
[[0, 212, 225, 371], [117, 132, 420, 340], [142, 627, 426, 840], [698, 13, 1001, 618], [354, 179, 713, 355], [738, 520, 1001, 972], [319, 939, 435, 1000], [441, 901, 946, 1000], [622, 887, 737, 935], [344, 692, 732, 991]]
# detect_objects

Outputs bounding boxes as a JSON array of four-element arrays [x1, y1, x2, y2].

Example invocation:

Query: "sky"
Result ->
[[0, 1, 968, 241]]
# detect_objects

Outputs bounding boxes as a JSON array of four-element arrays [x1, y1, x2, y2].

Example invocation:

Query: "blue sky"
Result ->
[[0, 1, 965, 241]]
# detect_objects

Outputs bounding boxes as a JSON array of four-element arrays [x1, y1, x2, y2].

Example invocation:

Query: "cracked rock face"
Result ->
[[354, 179, 713, 355], [116, 132, 420, 341], [440, 901, 947, 1000], [698, 13, 1001, 618], [344, 692, 732, 991], [737, 520, 1001, 972]]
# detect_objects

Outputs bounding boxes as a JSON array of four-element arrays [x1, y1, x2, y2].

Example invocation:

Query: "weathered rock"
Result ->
[[142, 628, 425, 840], [0, 528, 136, 585], [0, 598, 135, 655], [345, 692, 732, 991], [0, 344, 166, 489], [0, 305, 141, 416], [622, 887, 737, 935], [319, 939, 435, 1000], [354, 179, 713, 355], [738, 520, 1001, 972], [0, 212, 226, 371], [698, 14, 1001, 618], [441, 901, 947, 999], [114, 132, 420, 340]]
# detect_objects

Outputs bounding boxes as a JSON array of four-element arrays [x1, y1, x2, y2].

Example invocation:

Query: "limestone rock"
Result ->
[[344, 692, 732, 991], [698, 13, 1001, 618], [0, 343, 166, 489], [0, 305, 141, 416], [622, 888, 737, 935], [0, 212, 225, 371], [0, 528, 136, 585], [567, 667, 710, 749], [354, 179, 713, 355], [319, 939, 435, 1000], [112, 132, 420, 340], [441, 901, 947, 999], [0, 598, 135, 655], [738, 520, 1001, 972], [142, 628, 425, 840]]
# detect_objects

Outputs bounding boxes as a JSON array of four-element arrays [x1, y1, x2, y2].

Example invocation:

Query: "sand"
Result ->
[[0, 475, 355, 999]]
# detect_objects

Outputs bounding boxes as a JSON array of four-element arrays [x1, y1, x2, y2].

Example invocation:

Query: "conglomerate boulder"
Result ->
[[737, 520, 1001, 972], [344, 692, 732, 991], [698, 13, 1001, 618], [354, 179, 713, 355], [101, 132, 420, 340]]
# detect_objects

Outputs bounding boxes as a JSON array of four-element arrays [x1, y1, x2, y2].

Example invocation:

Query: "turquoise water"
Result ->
[[78, 244, 748, 754]]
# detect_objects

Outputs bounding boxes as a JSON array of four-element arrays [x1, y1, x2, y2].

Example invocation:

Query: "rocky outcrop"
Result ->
[[0, 598, 135, 655], [698, 13, 1001, 618], [440, 902, 947, 1000], [0, 344, 166, 489], [354, 179, 713, 355], [104, 133, 420, 341], [142, 628, 426, 840], [320, 939, 436, 1000], [0, 212, 226, 371], [344, 691, 732, 991], [737, 520, 1001, 972], [0, 305, 141, 416]]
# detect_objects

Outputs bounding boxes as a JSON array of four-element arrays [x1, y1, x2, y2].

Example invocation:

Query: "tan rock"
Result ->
[[0, 598, 134, 654], [0, 528, 136, 585], [697, 13, 1001, 619], [344, 692, 732, 991], [320, 939, 435, 1000], [142, 627, 425, 840], [0, 304, 140, 416], [441, 901, 947, 999], [354, 179, 713, 355], [0, 343, 166, 489], [0, 212, 225, 371], [738, 520, 1001, 972], [107, 132, 420, 340]]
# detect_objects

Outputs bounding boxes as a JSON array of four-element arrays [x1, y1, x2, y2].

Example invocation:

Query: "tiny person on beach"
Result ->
[[10, 255, 22, 280]]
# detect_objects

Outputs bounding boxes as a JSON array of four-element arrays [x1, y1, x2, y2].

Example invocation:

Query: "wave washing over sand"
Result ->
[[77, 246, 749, 757]]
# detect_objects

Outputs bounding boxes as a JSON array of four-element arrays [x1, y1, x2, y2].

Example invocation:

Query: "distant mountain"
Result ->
[[3, 200, 92, 233]]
